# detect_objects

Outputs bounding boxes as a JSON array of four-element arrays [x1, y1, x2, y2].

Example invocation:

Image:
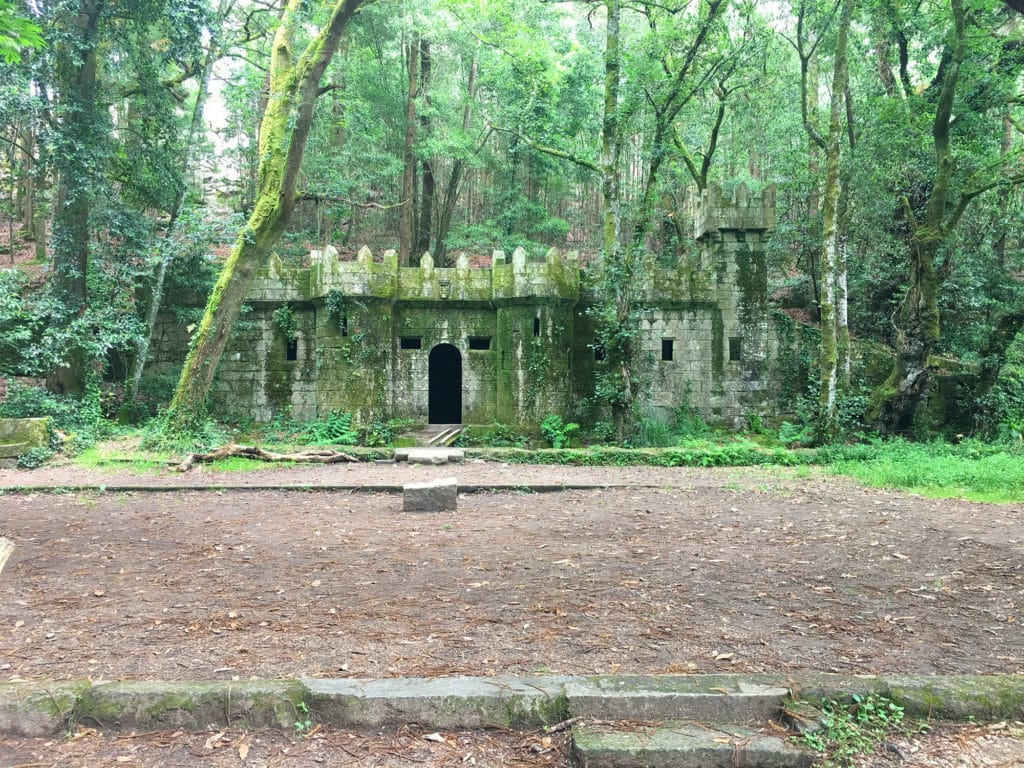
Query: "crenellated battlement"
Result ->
[[252, 244, 582, 304], [692, 182, 776, 241]]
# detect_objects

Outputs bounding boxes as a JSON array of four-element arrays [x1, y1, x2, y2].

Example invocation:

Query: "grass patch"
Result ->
[[822, 440, 1024, 503], [60, 430, 1024, 504], [204, 456, 297, 472], [72, 443, 170, 474]]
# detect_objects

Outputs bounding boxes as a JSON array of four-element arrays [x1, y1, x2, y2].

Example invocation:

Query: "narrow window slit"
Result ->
[[661, 339, 674, 361]]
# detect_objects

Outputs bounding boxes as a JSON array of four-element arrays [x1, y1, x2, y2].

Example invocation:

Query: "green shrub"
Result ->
[[458, 423, 530, 448], [304, 410, 358, 445], [0, 379, 106, 455], [633, 414, 674, 447], [16, 446, 54, 469], [798, 694, 912, 768], [540, 414, 579, 448]]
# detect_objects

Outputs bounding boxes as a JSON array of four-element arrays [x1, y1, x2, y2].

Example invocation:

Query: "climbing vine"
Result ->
[[272, 304, 298, 341]]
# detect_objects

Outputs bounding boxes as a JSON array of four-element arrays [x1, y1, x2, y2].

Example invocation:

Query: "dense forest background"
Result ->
[[0, 0, 1021, 444]]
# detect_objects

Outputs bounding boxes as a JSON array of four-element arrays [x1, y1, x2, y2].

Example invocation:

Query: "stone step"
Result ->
[[427, 426, 462, 447], [394, 447, 465, 464], [567, 676, 790, 724], [573, 721, 813, 768]]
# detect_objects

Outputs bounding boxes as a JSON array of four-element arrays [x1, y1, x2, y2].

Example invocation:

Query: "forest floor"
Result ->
[[0, 462, 1022, 765]]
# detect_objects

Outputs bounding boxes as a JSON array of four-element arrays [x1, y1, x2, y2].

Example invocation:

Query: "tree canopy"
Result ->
[[0, 0, 1020, 441]]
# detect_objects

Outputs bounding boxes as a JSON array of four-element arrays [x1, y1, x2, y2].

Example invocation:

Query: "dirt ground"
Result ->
[[1, 464, 1021, 680], [0, 724, 574, 768], [3, 722, 1024, 768], [1, 463, 1022, 764]]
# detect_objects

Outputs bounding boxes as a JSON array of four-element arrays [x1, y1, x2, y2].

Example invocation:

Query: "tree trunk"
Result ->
[[47, 0, 104, 395], [869, 0, 967, 433], [163, 0, 365, 433], [869, 237, 941, 433], [804, 53, 821, 307], [435, 55, 477, 264], [398, 34, 419, 265], [416, 39, 434, 259], [127, 22, 219, 406], [812, 0, 852, 445]]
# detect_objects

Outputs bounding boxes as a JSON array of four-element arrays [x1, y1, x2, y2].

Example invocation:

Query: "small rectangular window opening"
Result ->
[[533, 316, 541, 337], [661, 338, 674, 361], [729, 337, 742, 362], [468, 337, 491, 350], [593, 343, 606, 362], [340, 314, 348, 336], [400, 337, 422, 350], [285, 338, 298, 361]]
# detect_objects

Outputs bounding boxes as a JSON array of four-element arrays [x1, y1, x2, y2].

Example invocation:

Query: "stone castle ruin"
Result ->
[[151, 183, 795, 428]]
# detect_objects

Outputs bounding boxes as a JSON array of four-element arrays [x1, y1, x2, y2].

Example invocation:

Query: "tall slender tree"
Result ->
[[164, 0, 365, 432]]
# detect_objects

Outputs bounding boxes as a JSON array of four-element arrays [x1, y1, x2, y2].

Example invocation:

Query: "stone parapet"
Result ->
[[692, 182, 776, 241], [250, 246, 581, 305]]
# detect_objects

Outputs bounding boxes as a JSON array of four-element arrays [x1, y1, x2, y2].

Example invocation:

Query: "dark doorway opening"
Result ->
[[429, 343, 462, 424]]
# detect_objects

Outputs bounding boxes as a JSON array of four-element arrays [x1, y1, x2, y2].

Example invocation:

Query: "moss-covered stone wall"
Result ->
[[147, 184, 795, 429]]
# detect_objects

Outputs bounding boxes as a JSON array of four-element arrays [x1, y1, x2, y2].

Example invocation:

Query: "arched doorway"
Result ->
[[428, 344, 462, 424]]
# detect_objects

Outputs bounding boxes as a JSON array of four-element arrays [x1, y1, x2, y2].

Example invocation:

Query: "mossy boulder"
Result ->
[[0, 418, 51, 459]]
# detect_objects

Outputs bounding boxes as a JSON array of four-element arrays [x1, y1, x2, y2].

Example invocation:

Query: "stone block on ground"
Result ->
[[394, 448, 465, 465], [566, 675, 789, 724], [573, 721, 813, 768], [302, 676, 570, 729], [403, 477, 458, 512], [77, 680, 303, 732], [0, 682, 87, 737], [0, 418, 51, 459]]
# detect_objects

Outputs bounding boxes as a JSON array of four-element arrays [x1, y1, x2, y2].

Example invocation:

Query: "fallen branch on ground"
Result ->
[[171, 444, 358, 472], [0, 537, 13, 576]]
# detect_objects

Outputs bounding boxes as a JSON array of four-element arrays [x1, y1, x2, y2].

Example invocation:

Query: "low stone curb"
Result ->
[[0, 483, 636, 495], [1, 674, 1022, 738]]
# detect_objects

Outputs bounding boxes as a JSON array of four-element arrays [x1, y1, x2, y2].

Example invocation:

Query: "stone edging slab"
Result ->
[[1, 673, 1022, 737]]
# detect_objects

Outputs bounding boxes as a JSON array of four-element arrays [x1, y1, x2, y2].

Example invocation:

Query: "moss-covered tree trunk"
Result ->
[[812, 0, 853, 445], [867, 0, 963, 433], [164, 0, 364, 433]]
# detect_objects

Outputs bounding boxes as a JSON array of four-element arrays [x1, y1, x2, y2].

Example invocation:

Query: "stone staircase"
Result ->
[[412, 423, 463, 447], [567, 676, 813, 768]]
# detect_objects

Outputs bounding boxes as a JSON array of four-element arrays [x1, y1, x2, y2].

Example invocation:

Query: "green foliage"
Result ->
[[540, 413, 579, 448], [458, 423, 531, 448], [304, 410, 358, 446], [0, 0, 44, 63], [144, 413, 228, 454], [293, 701, 313, 737], [671, 384, 709, 439], [975, 330, 1024, 443], [798, 695, 911, 768], [0, 270, 33, 374], [0, 378, 106, 454], [632, 414, 674, 448], [324, 290, 347, 333], [16, 446, 53, 469], [272, 304, 298, 342]]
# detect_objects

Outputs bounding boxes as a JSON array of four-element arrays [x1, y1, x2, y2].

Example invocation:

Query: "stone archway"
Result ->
[[428, 344, 462, 424]]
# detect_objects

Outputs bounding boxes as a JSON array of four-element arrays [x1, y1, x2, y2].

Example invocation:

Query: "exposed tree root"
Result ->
[[172, 444, 358, 472]]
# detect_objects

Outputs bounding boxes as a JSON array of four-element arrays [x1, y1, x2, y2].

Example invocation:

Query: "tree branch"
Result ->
[[489, 124, 599, 173]]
